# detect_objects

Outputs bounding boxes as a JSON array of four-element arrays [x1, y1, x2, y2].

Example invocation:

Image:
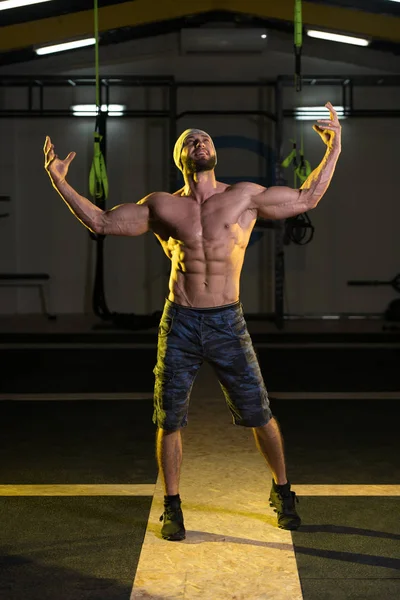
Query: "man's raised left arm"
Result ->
[[251, 102, 341, 220]]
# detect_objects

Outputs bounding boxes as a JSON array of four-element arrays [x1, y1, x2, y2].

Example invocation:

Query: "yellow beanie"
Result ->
[[173, 128, 217, 172]]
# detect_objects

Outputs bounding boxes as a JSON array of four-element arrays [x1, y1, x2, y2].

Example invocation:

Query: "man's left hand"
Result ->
[[313, 102, 342, 151]]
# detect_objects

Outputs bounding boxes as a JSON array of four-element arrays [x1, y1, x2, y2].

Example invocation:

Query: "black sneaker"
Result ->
[[159, 497, 186, 541], [269, 480, 301, 530]]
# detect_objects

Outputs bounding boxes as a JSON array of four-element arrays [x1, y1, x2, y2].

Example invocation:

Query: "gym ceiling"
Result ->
[[0, 0, 399, 67]]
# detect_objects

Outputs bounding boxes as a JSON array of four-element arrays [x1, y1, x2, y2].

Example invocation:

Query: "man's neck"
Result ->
[[183, 170, 218, 203]]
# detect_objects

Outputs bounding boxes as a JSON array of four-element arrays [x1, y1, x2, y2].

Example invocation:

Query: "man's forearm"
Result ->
[[53, 179, 104, 233], [300, 145, 341, 208]]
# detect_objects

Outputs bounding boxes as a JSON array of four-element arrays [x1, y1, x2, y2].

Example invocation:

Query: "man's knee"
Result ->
[[157, 426, 184, 436]]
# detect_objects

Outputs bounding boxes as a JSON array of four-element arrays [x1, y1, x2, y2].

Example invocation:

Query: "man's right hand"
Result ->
[[44, 136, 76, 185]]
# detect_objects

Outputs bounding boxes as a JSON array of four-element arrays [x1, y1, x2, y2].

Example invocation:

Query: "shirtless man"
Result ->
[[44, 102, 341, 540]]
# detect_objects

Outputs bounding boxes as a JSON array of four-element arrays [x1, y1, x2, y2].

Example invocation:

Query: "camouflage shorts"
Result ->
[[153, 298, 272, 430]]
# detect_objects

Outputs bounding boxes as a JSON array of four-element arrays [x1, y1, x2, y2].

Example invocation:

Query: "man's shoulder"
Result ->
[[137, 191, 173, 207], [229, 181, 267, 195]]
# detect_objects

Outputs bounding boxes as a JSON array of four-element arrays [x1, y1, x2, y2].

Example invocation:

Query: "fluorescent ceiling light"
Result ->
[[73, 112, 124, 117], [35, 38, 96, 55], [296, 106, 344, 113], [72, 105, 125, 112], [71, 104, 126, 116], [295, 106, 346, 120], [307, 30, 369, 47], [0, 0, 53, 10]]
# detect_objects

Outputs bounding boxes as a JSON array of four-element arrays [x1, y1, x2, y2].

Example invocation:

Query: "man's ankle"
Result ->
[[164, 493, 181, 502], [273, 479, 289, 487]]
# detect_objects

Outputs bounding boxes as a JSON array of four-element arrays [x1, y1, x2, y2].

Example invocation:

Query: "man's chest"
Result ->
[[152, 192, 256, 243]]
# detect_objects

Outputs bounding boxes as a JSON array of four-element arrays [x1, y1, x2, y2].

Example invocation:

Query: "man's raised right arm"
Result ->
[[53, 179, 152, 236], [44, 136, 153, 236]]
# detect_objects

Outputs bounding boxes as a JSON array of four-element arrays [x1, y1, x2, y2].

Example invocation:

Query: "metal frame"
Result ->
[[1, 74, 399, 327], [0, 276, 54, 319]]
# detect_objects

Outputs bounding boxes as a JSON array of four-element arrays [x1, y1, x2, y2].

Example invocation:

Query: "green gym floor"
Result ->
[[0, 315, 399, 600]]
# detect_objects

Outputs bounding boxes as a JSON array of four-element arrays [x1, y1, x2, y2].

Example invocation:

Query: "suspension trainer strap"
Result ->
[[89, 131, 109, 200], [89, 0, 109, 205], [281, 139, 297, 170], [295, 125, 312, 183], [294, 0, 311, 185], [94, 0, 100, 109], [294, 0, 302, 92]]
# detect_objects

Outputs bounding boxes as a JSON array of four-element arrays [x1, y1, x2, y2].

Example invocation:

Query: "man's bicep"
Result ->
[[253, 186, 310, 220], [102, 200, 150, 236]]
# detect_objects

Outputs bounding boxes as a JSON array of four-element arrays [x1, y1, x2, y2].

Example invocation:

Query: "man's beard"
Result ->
[[184, 155, 216, 174]]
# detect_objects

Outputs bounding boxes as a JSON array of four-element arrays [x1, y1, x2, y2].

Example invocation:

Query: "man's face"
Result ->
[[180, 133, 216, 174]]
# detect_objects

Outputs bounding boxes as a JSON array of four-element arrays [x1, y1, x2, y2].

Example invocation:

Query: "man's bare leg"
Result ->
[[157, 427, 186, 540], [156, 428, 182, 495], [252, 417, 287, 485], [254, 417, 301, 529]]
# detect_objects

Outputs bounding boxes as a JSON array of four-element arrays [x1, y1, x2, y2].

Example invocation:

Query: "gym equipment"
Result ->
[[0, 274, 55, 319], [281, 138, 312, 186], [384, 299, 400, 322], [0, 196, 55, 318], [348, 273, 400, 294], [294, 0, 303, 92], [281, 2, 314, 247], [348, 273, 400, 324], [281, 136, 314, 246], [85, 0, 162, 330], [0, 195, 10, 219], [88, 0, 111, 320]]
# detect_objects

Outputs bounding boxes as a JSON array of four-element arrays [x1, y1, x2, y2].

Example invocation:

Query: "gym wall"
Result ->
[[0, 36, 398, 317]]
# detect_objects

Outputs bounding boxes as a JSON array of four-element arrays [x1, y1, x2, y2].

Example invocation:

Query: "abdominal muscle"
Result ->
[[166, 239, 245, 308]]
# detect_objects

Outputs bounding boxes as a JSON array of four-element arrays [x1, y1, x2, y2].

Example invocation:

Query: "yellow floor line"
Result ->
[[293, 485, 400, 496], [0, 484, 155, 496], [0, 484, 398, 497]]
